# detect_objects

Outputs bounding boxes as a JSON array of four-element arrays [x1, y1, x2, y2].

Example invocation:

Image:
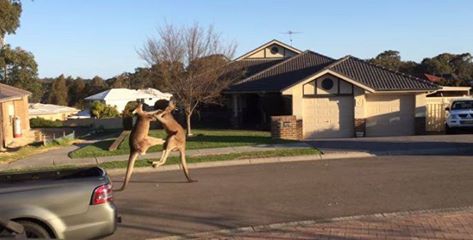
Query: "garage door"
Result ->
[[303, 97, 354, 139], [366, 94, 415, 137]]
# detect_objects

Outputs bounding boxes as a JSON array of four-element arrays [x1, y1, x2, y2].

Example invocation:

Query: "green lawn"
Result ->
[[99, 148, 320, 169], [69, 129, 296, 159]]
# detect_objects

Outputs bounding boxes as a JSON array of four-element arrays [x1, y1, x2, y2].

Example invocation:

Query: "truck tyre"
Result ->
[[16, 221, 51, 239], [445, 125, 454, 135]]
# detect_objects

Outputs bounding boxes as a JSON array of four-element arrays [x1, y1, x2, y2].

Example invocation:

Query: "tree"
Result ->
[[0, 0, 22, 47], [108, 72, 131, 88], [68, 77, 87, 107], [87, 75, 106, 95], [421, 53, 473, 86], [0, 44, 43, 101], [139, 23, 239, 136], [49, 74, 68, 106], [90, 101, 120, 119], [369, 50, 403, 71]]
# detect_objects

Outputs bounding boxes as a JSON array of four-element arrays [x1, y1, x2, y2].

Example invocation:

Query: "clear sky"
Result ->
[[6, 0, 473, 79]]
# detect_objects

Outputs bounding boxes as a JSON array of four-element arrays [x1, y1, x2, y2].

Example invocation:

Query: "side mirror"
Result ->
[[445, 107, 450, 111]]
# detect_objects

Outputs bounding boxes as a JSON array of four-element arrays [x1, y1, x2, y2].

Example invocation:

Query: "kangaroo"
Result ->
[[114, 103, 165, 192], [152, 100, 196, 182]]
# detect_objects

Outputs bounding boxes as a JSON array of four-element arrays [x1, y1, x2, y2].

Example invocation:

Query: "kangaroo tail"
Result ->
[[114, 151, 140, 192]]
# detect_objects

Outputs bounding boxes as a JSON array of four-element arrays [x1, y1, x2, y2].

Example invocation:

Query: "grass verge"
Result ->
[[69, 129, 296, 159], [99, 148, 320, 169]]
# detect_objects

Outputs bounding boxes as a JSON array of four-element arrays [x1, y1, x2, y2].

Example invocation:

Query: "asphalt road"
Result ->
[[108, 153, 473, 239]]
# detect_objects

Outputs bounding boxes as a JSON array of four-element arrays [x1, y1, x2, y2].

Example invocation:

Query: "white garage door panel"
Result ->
[[366, 94, 415, 137], [303, 97, 354, 139]]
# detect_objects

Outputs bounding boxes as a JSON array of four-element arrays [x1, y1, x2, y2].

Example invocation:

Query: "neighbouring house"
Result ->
[[84, 88, 172, 113], [0, 83, 32, 148], [424, 86, 472, 132], [226, 40, 439, 139], [427, 86, 471, 98], [28, 103, 80, 121]]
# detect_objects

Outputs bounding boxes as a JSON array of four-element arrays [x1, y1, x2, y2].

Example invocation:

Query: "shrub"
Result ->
[[30, 117, 63, 128], [90, 101, 120, 119]]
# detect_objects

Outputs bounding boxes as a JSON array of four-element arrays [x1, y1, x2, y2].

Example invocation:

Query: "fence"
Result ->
[[63, 118, 123, 130], [426, 96, 473, 132], [40, 130, 75, 145]]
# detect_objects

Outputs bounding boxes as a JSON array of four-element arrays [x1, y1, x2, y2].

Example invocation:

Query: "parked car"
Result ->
[[445, 99, 473, 134], [0, 167, 118, 239]]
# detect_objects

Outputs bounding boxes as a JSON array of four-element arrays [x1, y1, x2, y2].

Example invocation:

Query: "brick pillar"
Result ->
[[271, 115, 301, 140]]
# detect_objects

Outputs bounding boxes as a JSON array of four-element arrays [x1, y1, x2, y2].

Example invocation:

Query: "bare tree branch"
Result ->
[[139, 23, 240, 136]]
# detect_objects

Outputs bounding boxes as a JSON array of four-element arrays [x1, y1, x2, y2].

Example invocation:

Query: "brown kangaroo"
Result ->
[[152, 100, 196, 182], [114, 103, 165, 192]]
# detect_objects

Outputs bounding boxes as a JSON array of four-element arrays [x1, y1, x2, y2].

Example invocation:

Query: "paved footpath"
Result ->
[[0, 142, 312, 170], [182, 208, 473, 240]]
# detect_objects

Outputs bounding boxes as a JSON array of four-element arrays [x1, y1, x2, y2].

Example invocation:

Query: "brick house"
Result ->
[[0, 83, 31, 148], [226, 40, 439, 139]]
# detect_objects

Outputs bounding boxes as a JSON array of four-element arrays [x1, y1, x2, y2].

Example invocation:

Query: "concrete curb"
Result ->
[[373, 147, 472, 156], [150, 205, 473, 240], [2, 146, 470, 173], [106, 151, 374, 176]]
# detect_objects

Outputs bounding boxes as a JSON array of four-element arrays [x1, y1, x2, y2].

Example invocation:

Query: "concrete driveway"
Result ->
[[306, 134, 473, 155]]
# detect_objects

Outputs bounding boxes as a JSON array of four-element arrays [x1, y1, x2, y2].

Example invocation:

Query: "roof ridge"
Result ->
[[233, 52, 308, 85], [340, 56, 438, 88], [0, 83, 32, 95], [324, 55, 351, 70], [304, 50, 336, 61]]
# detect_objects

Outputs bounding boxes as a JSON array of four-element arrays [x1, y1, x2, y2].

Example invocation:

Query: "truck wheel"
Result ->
[[16, 221, 51, 239]]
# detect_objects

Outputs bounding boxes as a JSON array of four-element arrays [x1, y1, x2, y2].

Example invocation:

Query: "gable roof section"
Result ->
[[234, 39, 302, 61], [228, 51, 335, 93], [328, 56, 438, 91], [0, 83, 31, 102]]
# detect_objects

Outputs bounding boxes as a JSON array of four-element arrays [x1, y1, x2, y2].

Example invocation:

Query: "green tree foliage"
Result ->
[[90, 101, 120, 119], [0, 44, 42, 102], [0, 0, 22, 46], [108, 72, 131, 88], [370, 50, 403, 71], [48, 75, 68, 106], [88, 76, 106, 95], [370, 50, 473, 86], [68, 77, 87, 107]]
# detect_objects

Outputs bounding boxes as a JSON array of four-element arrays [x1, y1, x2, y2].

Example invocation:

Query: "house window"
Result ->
[[303, 76, 354, 97], [321, 78, 334, 90], [270, 46, 279, 54]]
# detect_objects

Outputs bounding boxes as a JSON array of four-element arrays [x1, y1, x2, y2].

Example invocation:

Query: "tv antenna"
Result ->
[[280, 30, 302, 46]]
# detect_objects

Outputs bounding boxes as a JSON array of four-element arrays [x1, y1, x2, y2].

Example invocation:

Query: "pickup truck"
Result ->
[[0, 167, 118, 239]]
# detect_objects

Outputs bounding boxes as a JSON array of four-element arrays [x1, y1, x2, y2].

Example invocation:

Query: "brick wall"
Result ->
[[271, 115, 302, 140]]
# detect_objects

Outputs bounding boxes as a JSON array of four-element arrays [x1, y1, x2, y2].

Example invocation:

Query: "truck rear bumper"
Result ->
[[61, 202, 117, 239]]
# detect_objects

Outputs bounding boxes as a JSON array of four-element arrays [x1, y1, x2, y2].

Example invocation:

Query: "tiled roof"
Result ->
[[328, 56, 438, 91], [231, 59, 285, 78], [228, 51, 334, 92], [424, 73, 442, 83], [0, 83, 31, 102], [227, 53, 438, 93]]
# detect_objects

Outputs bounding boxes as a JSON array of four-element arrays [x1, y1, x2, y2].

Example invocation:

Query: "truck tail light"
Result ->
[[92, 183, 113, 205]]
